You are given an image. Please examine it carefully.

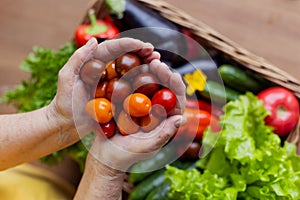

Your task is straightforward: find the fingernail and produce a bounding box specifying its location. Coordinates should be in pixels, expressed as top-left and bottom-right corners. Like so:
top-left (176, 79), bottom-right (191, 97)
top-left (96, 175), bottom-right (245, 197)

top-left (85, 38), bottom-right (95, 47)
top-left (174, 116), bottom-right (186, 128)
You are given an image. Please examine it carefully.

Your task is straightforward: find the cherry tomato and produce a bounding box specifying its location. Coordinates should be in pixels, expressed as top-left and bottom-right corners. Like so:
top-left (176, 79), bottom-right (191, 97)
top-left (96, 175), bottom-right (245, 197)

top-left (140, 112), bottom-right (162, 132)
top-left (106, 78), bottom-right (131, 103)
top-left (152, 88), bottom-right (176, 116)
top-left (115, 53), bottom-right (142, 76)
top-left (257, 87), bottom-right (300, 137)
top-left (85, 98), bottom-right (114, 123)
top-left (94, 81), bottom-right (107, 98)
top-left (133, 72), bottom-right (160, 97)
top-left (117, 110), bottom-right (140, 135)
top-left (123, 93), bottom-right (152, 117)
top-left (95, 119), bottom-right (116, 138)
top-left (106, 61), bottom-right (118, 80)
top-left (80, 59), bottom-right (106, 85)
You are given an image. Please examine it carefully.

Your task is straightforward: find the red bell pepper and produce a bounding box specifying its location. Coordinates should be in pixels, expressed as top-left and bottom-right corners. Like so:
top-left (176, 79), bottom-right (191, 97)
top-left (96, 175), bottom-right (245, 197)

top-left (257, 87), bottom-right (300, 137)
top-left (75, 10), bottom-right (119, 47)
top-left (176, 107), bottom-right (221, 141)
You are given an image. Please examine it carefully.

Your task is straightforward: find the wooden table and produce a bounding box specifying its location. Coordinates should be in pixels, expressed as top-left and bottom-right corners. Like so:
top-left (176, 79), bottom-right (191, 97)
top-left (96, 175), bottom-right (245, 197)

top-left (0, 0), bottom-right (299, 113)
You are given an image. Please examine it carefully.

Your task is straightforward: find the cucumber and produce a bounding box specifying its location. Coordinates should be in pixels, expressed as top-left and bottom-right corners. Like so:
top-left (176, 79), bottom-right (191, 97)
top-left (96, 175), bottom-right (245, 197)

top-left (218, 64), bottom-right (265, 93)
top-left (128, 169), bottom-right (166, 200)
top-left (129, 144), bottom-right (177, 184)
top-left (145, 182), bottom-right (170, 200)
top-left (200, 80), bottom-right (241, 104)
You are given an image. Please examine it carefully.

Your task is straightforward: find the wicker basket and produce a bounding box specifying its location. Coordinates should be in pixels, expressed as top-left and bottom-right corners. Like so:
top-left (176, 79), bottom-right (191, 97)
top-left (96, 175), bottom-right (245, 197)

top-left (79, 0), bottom-right (300, 195)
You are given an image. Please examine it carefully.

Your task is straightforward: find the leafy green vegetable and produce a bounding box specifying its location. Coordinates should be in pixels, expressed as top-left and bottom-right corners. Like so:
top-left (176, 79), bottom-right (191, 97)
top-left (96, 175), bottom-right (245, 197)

top-left (105, 0), bottom-right (125, 19)
top-left (1, 43), bottom-right (93, 170)
top-left (165, 93), bottom-right (300, 199)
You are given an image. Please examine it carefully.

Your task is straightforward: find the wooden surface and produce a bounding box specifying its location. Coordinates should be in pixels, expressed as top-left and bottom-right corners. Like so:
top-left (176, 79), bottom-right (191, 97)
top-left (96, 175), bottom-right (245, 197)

top-left (0, 0), bottom-right (299, 113)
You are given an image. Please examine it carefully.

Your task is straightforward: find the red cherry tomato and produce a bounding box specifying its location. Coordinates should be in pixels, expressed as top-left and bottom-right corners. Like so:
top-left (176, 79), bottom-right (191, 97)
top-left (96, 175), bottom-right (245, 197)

top-left (257, 87), bottom-right (300, 137)
top-left (96, 120), bottom-right (116, 138)
top-left (152, 88), bottom-right (177, 116)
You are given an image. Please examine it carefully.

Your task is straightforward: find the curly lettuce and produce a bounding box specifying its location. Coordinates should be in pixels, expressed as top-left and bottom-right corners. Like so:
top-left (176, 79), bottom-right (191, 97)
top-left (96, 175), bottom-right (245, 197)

top-left (165, 93), bottom-right (300, 199)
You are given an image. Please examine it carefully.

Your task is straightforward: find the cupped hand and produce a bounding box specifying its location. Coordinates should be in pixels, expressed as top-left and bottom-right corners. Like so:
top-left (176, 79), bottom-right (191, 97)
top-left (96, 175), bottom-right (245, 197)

top-left (88, 59), bottom-right (186, 172)
top-left (49, 37), bottom-right (161, 137)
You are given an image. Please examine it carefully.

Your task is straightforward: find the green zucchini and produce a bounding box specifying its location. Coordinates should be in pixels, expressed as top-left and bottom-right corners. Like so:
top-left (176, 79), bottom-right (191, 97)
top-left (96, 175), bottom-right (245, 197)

top-left (145, 182), bottom-right (170, 200)
top-left (128, 169), bottom-right (166, 200)
top-left (200, 80), bottom-right (241, 104)
top-left (218, 64), bottom-right (266, 93)
top-left (129, 144), bottom-right (177, 184)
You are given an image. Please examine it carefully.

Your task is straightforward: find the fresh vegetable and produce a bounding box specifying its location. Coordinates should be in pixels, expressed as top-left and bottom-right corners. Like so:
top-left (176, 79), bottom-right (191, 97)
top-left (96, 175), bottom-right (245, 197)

top-left (94, 81), bottom-right (107, 98)
top-left (85, 98), bottom-right (114, 123)
top-left (129, 168), bottom-right (166, 200)
top-left (218, 64), bottom-right (266, 93)
top-left (152, 88), bottom-right (177, 116)
top-left (258, 87), bottom-right (300, 137)
top-left (114, 0), bottom-right (187, 66)
top-left (97, 119), bottom-right (116, 138)
top-left (129, 145), bottom-right (177, 184)
top-left (178, 141), bottom-right (201, 161)
top-left (0, 43), bottom-right (94, 168)
top-left (183, 69), bottom-right (207, 96)
top-left (175, 59), bottom-right (219, 82)
top-left (105, 60), bottom-right (118, 80)
top-left (200, 80), bottom-right (241, 104)
top-left (185, 97), bottom-right (223, 117)
top-left (165, 93), bottom-right (300, 199)
top-left (176, 108), bottom-right (220, 140)
top-left (115, 53), bottom-right (142, 76)
top-left (123, 93), bottom-right (152, 117)
top-left (75, 10), bottom-right (119, 47)
top-left (80, 59), bottom-right (106, 85)
top-left (133, 72), bottom-right (160, 97)
top-left (105, 78), bottom-right (131, 103)
top-left (130, 160), bottom-right (196, 200)
top-left (145, 182), bottom-right (170, 200)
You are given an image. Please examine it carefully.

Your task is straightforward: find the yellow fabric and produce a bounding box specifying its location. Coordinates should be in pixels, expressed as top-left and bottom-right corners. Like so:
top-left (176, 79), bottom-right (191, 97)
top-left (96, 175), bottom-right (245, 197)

top-left (0, 163), bottom-right (76, 200)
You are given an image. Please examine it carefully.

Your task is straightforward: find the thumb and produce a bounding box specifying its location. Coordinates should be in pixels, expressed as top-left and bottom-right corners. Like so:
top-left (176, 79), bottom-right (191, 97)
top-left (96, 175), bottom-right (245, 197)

top-left (148, 115), bottom-right (185, 150)
top-left (60, 37), bottom-right (99, 77)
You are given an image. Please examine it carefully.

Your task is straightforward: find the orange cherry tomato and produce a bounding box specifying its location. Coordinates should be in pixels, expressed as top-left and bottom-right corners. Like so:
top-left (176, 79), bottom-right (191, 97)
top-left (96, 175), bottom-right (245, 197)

top-left (106, 61), bottom-right (119, 80)
top-left (123, 93), bottom-right (152, 117)
top-left (85, 98), bottom-right (114, 123)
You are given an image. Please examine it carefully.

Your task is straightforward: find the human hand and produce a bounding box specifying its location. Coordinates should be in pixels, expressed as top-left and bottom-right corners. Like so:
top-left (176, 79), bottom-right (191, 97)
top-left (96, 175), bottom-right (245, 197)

top-left (48, 37), bottom-right (160, 139)
top-left (86, 59), bottom-right (186, 172)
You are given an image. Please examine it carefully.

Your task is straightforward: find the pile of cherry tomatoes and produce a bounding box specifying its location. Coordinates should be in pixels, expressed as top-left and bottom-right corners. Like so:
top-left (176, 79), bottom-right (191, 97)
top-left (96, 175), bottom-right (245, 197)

top-left (84, 53), bottom-right (177, 138)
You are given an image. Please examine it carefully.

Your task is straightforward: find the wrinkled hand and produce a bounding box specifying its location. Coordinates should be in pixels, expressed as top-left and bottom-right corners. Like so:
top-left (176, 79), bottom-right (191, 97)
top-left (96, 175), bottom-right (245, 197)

top-left (88, 58), bottom-right (186, 172)
top-left (49, 37), bottom-right (160, 136)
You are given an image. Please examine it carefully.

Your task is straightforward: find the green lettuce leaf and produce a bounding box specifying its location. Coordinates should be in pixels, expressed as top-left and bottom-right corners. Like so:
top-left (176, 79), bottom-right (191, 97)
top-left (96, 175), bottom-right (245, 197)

top-left (165, 92), bottom-right (300, 199)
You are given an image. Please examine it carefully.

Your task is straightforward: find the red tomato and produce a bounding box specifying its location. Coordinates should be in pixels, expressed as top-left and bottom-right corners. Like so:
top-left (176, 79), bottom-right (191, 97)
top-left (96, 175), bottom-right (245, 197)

top-left (152, 88), bottom-right (177, 116)
top-left (257, 87), bottom-right (300, 137)
top-left (96, 120), bottom-right (116, 138)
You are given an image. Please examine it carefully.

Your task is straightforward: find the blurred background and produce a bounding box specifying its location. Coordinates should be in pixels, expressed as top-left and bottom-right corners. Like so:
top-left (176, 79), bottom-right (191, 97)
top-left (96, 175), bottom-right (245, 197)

top-left (1, 0), bottom-right (299, 113)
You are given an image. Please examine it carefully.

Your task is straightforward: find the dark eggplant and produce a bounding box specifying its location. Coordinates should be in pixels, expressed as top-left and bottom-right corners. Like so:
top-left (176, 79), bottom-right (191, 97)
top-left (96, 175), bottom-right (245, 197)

top-left (174, 59), bottom-right (221, 82)
top-left (114, 0), bottom-right (189, 66)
